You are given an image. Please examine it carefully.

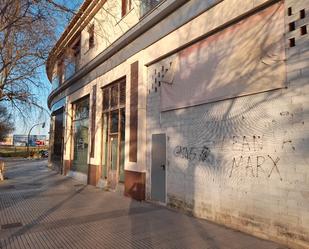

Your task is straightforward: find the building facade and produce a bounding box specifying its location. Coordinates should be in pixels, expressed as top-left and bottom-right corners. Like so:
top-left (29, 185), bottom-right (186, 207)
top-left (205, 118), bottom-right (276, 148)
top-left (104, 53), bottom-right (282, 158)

top-left (47, 0), bottom-right (309, 248)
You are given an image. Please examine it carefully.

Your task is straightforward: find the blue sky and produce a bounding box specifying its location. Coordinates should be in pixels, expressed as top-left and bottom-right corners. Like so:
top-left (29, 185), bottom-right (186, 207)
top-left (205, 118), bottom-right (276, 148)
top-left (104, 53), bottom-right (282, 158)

top-left (14, 1), bottom-right (84, 136)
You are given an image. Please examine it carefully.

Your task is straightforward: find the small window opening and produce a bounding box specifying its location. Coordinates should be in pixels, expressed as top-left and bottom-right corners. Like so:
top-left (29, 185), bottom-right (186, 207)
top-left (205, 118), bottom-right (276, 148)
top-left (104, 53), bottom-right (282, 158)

top-left (288, 7), bottom-right (292, 16)
top-left (122, 0), bottom-right (132, 17)
top-left (57, 59), bottom-right (64, 84)
top-left (72, 37), bottom-right (81, 58)
top-left (289, 22), bottom-right (295, 31)
top-left (289, 38), bottom-right (296, 47)
top-left (300, 9), bottom-right (305, 19)
top-left (88, 24), bottom-right (95, 49)
top-left (300, 25), bottom-right (307, 36)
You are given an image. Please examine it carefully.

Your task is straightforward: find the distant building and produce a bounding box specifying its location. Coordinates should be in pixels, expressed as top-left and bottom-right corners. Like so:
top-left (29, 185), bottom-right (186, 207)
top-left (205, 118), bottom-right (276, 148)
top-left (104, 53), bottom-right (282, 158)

top-left (47, 0), bottom-right (309, 248)
top-left (0, 135), bottom-right (13, 146)
top-left (13, 135), bottom-right (47, 146)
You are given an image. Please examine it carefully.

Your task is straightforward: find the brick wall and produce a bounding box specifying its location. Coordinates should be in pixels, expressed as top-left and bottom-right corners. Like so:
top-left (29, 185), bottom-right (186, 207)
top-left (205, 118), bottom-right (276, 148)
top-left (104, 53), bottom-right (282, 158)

top-left (146, 0), bottom-right (309, 248)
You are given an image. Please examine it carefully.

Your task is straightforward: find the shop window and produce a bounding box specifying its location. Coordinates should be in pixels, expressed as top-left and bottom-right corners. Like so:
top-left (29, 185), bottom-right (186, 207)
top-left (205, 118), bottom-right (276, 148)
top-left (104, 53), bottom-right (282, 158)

top-left (51, 108), bottom-right (64, 166)
top-left (111, 85), bottom-right (119, 108)
top-left (72, 97), bottom-right (90, 174)
top-left (102, 113), bottom-right (108, 178)
top-left (110, 110), bottom-right (119, 133)
top-left (119, 108), bottom-right (125, 182)
top-left (120, 82), bottom-right (126, 105)
top-left (101, 78), bottom-right (126, 182)
top-left (90, 85), bottom-right (97, 158)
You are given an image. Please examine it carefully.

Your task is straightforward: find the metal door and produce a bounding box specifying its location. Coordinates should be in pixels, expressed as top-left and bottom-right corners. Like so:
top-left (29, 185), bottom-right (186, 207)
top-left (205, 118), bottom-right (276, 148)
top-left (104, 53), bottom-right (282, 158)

top-left (151, 134), bottom-right (166, 203)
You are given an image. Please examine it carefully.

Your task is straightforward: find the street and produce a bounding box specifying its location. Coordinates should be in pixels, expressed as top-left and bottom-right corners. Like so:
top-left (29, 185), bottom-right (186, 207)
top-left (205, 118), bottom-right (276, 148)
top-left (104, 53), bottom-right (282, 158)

top-left (0, 159), bottom-right (287, 249)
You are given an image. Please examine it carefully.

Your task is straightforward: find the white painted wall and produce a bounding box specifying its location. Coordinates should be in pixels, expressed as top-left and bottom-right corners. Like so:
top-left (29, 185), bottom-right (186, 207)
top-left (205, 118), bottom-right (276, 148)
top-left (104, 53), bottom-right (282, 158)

top-left (145, 1), bottom-right (309, 248)
top-left (56, 0), bottom-right (308, 246)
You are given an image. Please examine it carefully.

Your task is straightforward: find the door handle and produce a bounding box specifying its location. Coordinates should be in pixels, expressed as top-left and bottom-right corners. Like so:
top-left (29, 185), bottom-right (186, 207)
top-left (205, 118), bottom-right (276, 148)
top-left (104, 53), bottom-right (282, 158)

top-left (161, 164), bottom-right (165, 170)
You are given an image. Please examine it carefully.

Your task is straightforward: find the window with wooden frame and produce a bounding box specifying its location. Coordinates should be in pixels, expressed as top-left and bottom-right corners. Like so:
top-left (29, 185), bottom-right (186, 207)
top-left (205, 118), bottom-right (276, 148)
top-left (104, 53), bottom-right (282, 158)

top-left (121, 0), bottom-right (132, 17)
top-left (101, 78), bottom-right (126, 182)
top-left (88, 24), bottom-right (95, 49)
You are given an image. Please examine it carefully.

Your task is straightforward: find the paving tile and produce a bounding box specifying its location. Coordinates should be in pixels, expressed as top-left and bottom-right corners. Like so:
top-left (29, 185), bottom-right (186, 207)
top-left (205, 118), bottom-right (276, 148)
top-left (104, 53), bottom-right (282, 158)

top-left (0, 159), bottom-right (289, 249)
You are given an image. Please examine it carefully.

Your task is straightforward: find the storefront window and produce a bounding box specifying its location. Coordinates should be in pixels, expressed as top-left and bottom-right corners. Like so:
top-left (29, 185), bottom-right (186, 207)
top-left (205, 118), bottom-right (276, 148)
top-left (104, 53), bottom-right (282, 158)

top-left (101, 78), bottom-right (126, 183)
top-left (50, 100), bottom-right (65, 173)
top-left (72, 97), bottom-right (90, 174)
top-left (52, 109), bottom-right (64, 163)
top-left (102, 113), bottom-right (108, 178)
top-left (119, 108), bottom-right (125, 182)
top-left (110, 110), bottom-right (119, 133)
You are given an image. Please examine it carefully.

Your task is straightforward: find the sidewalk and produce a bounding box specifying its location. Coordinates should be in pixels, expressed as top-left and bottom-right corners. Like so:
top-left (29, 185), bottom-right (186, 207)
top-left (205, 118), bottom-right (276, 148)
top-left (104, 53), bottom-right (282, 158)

top-left (0, 159), bottom-right (288, 249)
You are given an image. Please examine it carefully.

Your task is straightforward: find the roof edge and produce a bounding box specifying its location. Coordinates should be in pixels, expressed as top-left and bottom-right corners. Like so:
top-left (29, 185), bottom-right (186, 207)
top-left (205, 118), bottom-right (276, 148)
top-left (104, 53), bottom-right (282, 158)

top-left (46, 0), bottom-right (102, 82)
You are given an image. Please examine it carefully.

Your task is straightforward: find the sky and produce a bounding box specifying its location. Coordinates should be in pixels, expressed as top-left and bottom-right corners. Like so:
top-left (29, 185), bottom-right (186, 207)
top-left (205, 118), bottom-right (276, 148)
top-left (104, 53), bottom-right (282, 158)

top-left (13, 1), bottom-right (84, 136)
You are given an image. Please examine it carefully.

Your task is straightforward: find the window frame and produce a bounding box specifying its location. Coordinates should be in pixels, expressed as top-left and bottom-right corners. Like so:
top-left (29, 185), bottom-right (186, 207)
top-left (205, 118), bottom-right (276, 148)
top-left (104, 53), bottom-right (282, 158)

top-left (121, 0), bottom-right (132, 18)
top-left (88, 24), bottom-right (95, 49)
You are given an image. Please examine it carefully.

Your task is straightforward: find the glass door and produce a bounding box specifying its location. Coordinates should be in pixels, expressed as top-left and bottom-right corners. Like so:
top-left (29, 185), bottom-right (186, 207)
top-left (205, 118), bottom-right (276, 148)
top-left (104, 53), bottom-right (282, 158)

top-left (101, 79), bottom-right (126, 188)
top-left (72, 118), bottom-right (89, 173)
top-left (72, 97), bottom-right (90, 174)
top-left (108, 135), bottom-right (119, 189)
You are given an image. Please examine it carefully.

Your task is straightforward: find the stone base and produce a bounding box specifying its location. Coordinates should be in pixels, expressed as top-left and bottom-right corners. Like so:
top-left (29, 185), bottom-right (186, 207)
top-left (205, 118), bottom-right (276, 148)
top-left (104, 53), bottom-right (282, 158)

top-left (88, 164), bottom-right (100, 186)
top-left (124, 170), bottom-right (145, 201)
top-left (63, 160), bottom-right (71, 175)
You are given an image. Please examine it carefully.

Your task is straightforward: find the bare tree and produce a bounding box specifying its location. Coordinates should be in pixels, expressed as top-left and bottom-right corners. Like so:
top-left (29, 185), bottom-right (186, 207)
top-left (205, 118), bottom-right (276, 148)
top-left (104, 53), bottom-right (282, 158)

top-left (0, 104), bottom-right (14, 140)
top-left (0, 0), bottom-right (81, 117)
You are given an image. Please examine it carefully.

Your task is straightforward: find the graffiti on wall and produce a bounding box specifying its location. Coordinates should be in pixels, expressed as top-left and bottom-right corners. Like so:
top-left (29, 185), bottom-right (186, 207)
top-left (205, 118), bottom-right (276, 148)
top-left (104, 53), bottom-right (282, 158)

top-left (174, 145), bottom-right (213, 163)
top-left (172, 134), bottom-right (288, 181)
top-left (232, 135), bottom-right (263, 151)
top-left (228, 135), bottom-right (283, 180)
top-left (229, 155), bottom-right (282, 180)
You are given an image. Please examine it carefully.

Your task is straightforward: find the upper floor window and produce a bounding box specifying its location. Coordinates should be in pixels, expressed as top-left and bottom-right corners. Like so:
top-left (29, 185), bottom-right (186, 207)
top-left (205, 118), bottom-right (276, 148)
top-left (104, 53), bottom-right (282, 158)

top-left (64, 36), bottom-right (81, 81)
top-left (57, 59), bottom-right (64, 85)
top-left (72, 37), bottom-right (81, 58)
top-left (88, 24), bottom-right (95, 49)
top-left (140, 0), bottom-right (162, 17)
top-left (51, 74), bottom-right (60, 90)
top-left (122, 0), bottom-right (132, 17)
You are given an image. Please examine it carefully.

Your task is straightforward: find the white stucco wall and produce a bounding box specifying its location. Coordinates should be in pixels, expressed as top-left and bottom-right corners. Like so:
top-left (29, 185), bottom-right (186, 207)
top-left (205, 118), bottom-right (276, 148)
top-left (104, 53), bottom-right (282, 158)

top-left (146, 0), bottom-right (309, 248)
top-left (55, 0), bottom-right (308, 246)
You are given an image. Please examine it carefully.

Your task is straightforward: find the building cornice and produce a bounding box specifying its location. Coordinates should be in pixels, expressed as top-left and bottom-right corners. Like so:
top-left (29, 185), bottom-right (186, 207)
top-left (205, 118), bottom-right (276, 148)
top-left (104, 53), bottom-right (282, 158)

top-left (48, 0), bottom-right (190, 108)
top-left (46, 0), bottom-right (106, 81)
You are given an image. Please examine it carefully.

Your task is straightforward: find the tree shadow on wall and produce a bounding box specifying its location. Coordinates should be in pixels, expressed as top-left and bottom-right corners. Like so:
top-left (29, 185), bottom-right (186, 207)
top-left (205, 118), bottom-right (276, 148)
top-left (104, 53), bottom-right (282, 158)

top-left (148, 1), bottom-right (308, 247)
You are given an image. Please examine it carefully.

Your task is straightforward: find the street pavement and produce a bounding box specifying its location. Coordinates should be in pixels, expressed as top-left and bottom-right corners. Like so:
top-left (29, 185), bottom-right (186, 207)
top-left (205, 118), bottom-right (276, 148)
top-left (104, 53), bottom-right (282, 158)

top-left (0, 159), bottom-right (288, 249)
